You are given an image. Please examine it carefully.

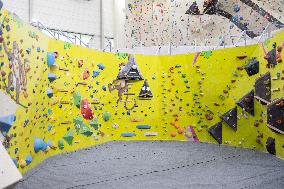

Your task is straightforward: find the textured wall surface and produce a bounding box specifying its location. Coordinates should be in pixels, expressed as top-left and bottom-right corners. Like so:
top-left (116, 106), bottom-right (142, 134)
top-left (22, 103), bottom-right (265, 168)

top-left (125, 0), bottom-right (284, 48)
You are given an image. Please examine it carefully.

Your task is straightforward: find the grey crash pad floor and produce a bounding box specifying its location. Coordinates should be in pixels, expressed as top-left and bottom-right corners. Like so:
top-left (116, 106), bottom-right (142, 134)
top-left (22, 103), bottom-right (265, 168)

top-left (15, 141), bottom-right (284, 189)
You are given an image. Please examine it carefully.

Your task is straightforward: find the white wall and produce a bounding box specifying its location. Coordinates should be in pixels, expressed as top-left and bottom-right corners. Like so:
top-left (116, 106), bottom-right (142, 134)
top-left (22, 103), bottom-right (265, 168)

top-left (0, 143), bottom-right (23, 189)
top-left (2, 0), bottom-right (117, 50)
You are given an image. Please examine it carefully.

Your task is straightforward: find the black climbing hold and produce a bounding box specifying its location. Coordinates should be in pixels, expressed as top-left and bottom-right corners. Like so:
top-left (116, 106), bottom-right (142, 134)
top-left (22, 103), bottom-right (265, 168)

top-left (185, 1), bottom-right (200, 15)
top-left (220, 107), bottom-right (237, 131)
top-left (245, 57), bottom-right (259, 76)
top-left (139, 79), bottom-right (153, 98)
top-left (266, 48), bottom-right (277, 66)
top-left (267, 98), bottom-right (284, 134)
top-left (266, 137), bottom-right (276, 155)
top-left (255, 72), bottom-right (271, 104)
top-left (208, 122), bottom-right (222, 144)
top-left (237, 90), bottom-right (254, 116)
top-left (117, 55), bottom-right (143, 80)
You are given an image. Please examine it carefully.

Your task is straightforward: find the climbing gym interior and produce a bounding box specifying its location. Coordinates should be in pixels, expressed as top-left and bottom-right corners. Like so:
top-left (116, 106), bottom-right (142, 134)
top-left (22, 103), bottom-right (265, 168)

top-left (0, 0), bottom-right (284, 188)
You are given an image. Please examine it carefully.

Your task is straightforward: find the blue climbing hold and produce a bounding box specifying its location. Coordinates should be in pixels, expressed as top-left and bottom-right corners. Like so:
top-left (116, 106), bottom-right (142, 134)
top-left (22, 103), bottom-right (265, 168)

top-left (6, 25), bottom-right (10, 32)
top-left (102, 85), bottom-right (107, 91)
top-left (92, 70), bottom-right (100, 78)
top-left (48, 109), bottom-right (52, 114)
top-left (46, 140), bottom-right (53, 147)
top-left (97, 64), bottom-right (105, 70)
top-left (0, 29), bottom-right (2, 35)
top-left (121, 132), bottom-right (136, 137)
top-left (48, 124), bottom-right (52, 131)
top-left (25, 154), bottom-right (33, 165)
top-left (47, 88), bottom-right (53, 98)
top-left (96, 81), bottom-right (99, 85)
top-left (0, 114), bottom-right (16, 134)
top-left (34, 138), bottom-right (48, 153)
top-left (37, 47), bottom-right (41, 52)
top-left (136, 125), bottom-right (151, 129)
top-left (48, 73), bottom-right (56, 82)
top-left (47, 52), bottom-right (55, 66)
top-left (26, 48), bottom-right (31, 54)
top-left (233, 5), bottom-right (240, 12)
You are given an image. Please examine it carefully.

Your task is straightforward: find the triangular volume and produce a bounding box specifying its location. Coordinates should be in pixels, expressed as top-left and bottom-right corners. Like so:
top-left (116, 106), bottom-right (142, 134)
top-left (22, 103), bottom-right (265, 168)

top-left (255, 72), bottom-right (271, 104)
top-left (117, 55), bottom-right (143, 80)
top-left (266, 48), bottom-right (277, 66)
top-left (0, 114), bottom-right (16, 134)
top-left (208, 122), bottom-right (222, 144)
top-left (185, 1), bottom-right (200, 15)
top-left (237, 90), bottom-right (255, 116)
top-left (267, 98), bottom-right (284, 134)
top-left (139, 80), bottom-right (153, 98)
top-left (220, 107), bottom-right (237, 131)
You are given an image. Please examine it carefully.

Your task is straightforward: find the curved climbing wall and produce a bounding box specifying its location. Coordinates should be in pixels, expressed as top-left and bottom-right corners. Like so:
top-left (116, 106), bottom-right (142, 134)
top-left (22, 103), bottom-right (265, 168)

top-left (0, 8), bottom-right (283, 174)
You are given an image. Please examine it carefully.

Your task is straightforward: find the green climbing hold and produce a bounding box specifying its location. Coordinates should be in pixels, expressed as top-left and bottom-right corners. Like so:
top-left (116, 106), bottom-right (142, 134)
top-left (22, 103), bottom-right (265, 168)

top-left (58, 140), bottom-right (64, 150)
top-left (63, 129), bottom-right (74, 145)
top-left (80, 124), bottom-right (93, 136)
top-left (90, 119), bottom-right (99, 130)
top-left (73, 92), bottom-right (81, 108)
top-left (74, 116), bottom-right (83, 126)
top-left (201, 51), bottom-right (213, 59)
top-left (103, 112), bottom-right (111, 121)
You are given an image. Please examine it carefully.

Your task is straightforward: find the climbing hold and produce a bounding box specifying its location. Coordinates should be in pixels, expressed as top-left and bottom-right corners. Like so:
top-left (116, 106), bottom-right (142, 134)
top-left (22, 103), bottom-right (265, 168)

top-left (220, 107), bottom-right (237, 131)
top-left (47, 52), bottom-right (55, 66)
top-left (83, 68), bottom-right (90, 80)
top-left (0, 114), bottom-right (16, 134)
top-left (117, 55), bottom-right (143, 80)
top-left (170, 132), bottom-right (177, 137)
top-left (266, 137), bottom-right (276, 155)
top-left (34, 138), bottom-right (48, 153)
top-left (121, 132), bottom-right (136, 137)
top-left (19, 159), bottom-right (26, 168)
top-left (48, 73), bottom-right (56, 82)
top-left (102, 85), bottom-right (107, 91)
top-left (47, 88), bottom-right (53, 98)
top-left (48, 124), bottom-right (52, 131)
top-left (6, 25), bottom-right (10, 32)
top-left (92, 70), bottom-right (100, 78)
top-left (73, 92), bottom-right (82, 108)
top-left (208, 122), bottom-right (222, 144)
top-left (233, 5), bottom-right (240, 12)
top-left (81, 99), bottom-right (94, 120)
top-left (79, 124), bottom-right (93, 136)
top-left (136, 125), bottom-right (151, 129)
top-left (63, 129), bottom-right (74, 145)
top-left (25, 154), bottom-right (32, 165)
top-left (245, 57), bottom-right (259, 76)
top-left (90, 119), bottom-right (99, 130)
top-left (237, 90), bottom-right (255, 116)
top-left (267, 98), bottom-right (284, 133)
top-left (139, 80), bottom-right (153, 98)
top-left (58, 140), bottom-right (64, 150)
top-left (255, 72), bottom-right (271, 104)
top-left (144, 132), bottom-right (158, 136)
top-left (103, 112), bottom-right (111, 121)
top-left (97, 63), bottom-right (105, 70)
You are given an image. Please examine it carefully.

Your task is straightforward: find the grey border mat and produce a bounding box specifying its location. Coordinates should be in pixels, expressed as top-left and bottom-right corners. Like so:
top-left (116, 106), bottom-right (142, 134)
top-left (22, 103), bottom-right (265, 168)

top-left (16, 141), bottom-right (284, 189)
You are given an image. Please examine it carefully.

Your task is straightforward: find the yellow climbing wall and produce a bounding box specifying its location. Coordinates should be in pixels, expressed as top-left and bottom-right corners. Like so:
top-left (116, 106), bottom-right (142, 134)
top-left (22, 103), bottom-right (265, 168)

top-left (0, 8), bottom-right (283, 173)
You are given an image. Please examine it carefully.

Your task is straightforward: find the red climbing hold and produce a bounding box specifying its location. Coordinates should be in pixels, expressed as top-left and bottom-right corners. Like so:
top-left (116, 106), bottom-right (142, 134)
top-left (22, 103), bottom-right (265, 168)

top-left (81, 99), bottom-right (94, 120)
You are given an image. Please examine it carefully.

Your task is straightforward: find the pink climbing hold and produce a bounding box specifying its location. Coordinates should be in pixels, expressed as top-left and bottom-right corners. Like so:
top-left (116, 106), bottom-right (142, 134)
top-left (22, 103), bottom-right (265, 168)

top-left (81, 99), bottom-right (94, 120)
